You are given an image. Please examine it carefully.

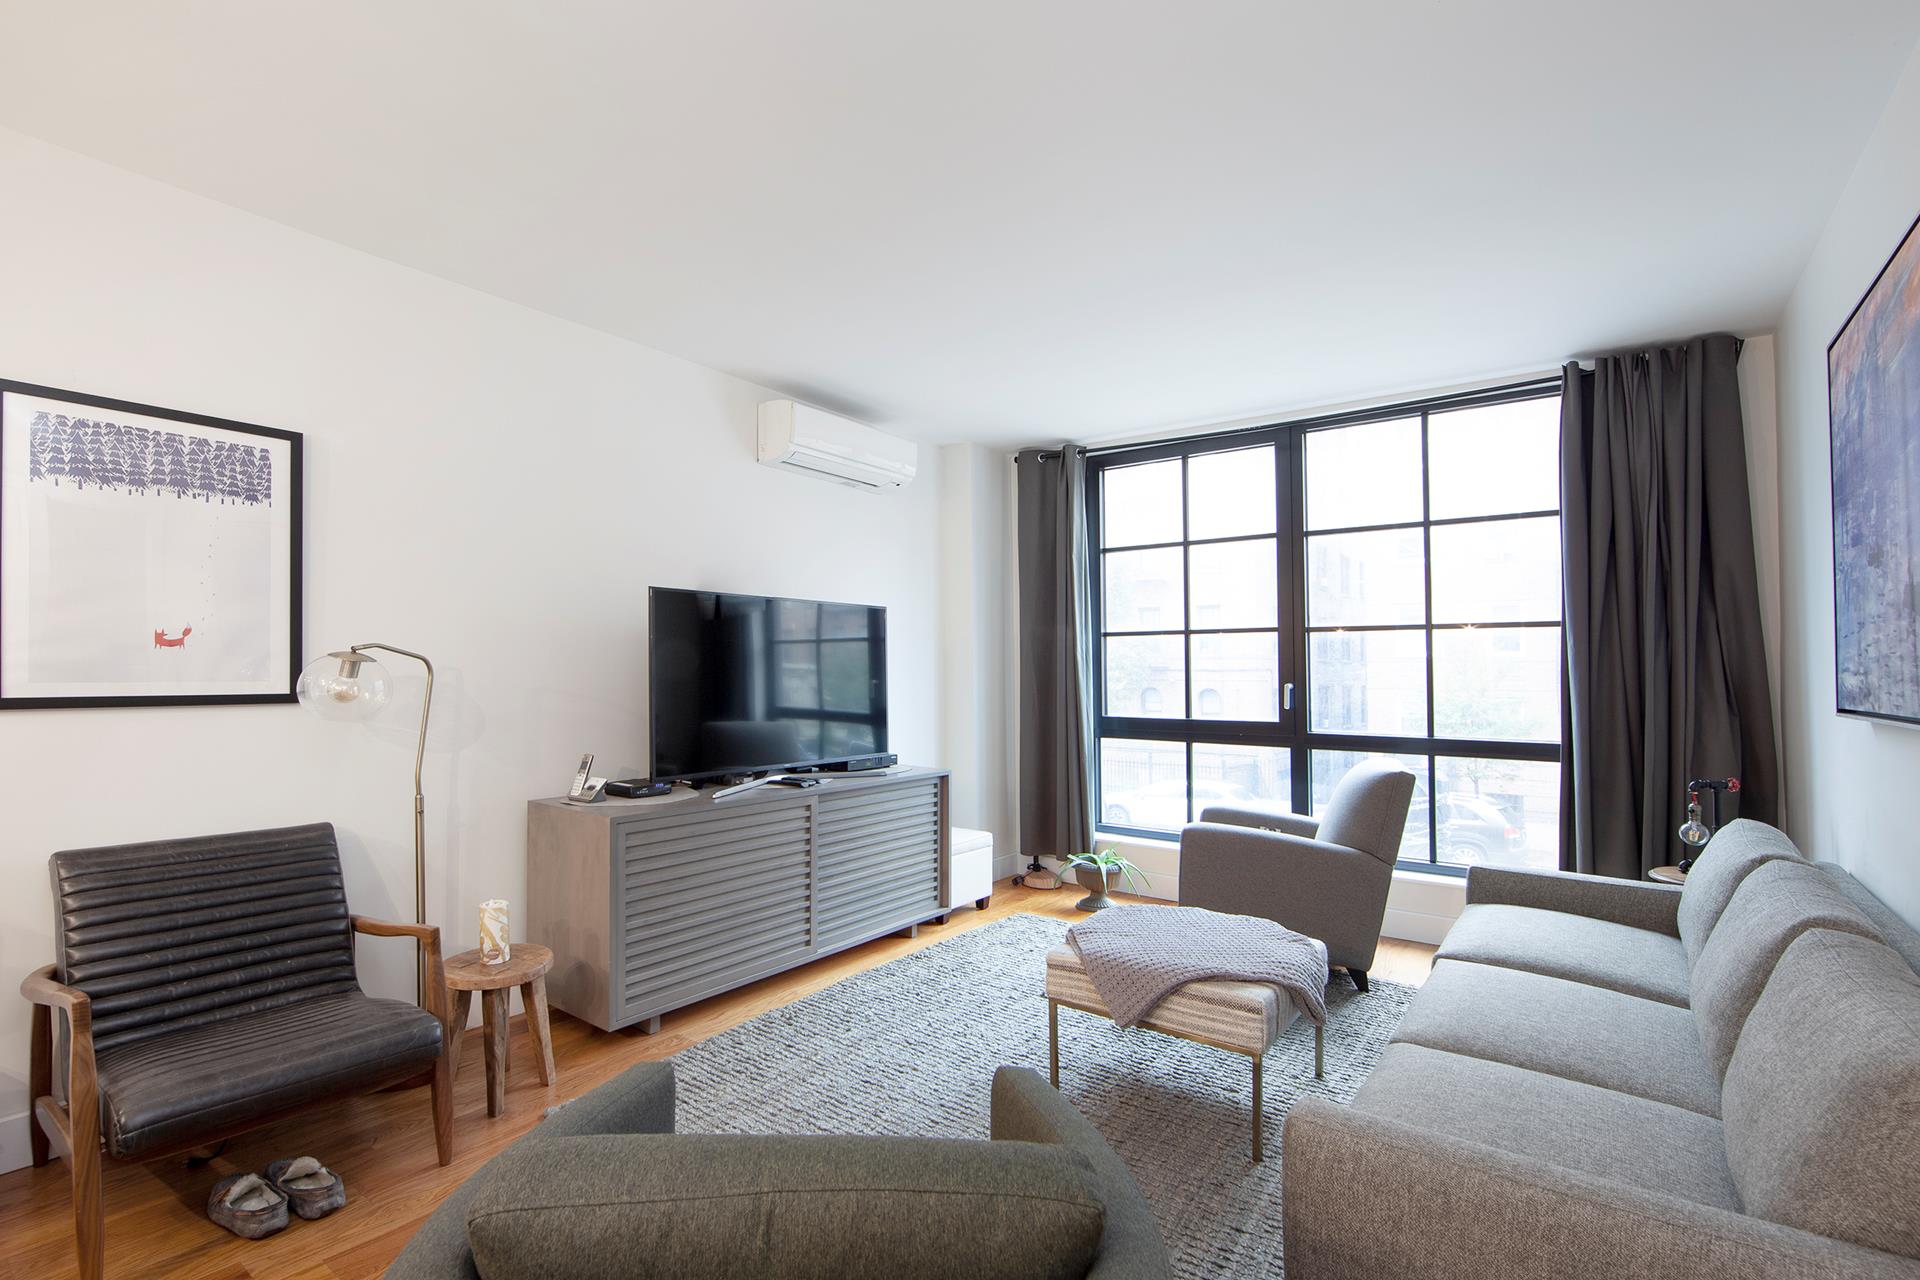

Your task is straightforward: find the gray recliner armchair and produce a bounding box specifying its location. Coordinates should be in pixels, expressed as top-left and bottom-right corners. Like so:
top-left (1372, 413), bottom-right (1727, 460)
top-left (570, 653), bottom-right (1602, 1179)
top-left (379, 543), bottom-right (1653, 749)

top-left (1178, 759), bottom-right (1416, 991)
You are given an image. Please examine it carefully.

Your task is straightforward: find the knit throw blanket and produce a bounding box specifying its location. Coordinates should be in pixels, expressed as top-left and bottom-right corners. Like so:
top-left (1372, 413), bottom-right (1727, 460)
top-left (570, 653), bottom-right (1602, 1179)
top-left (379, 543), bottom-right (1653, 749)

top-left (1066, 904), bottom-right (1329, 1029)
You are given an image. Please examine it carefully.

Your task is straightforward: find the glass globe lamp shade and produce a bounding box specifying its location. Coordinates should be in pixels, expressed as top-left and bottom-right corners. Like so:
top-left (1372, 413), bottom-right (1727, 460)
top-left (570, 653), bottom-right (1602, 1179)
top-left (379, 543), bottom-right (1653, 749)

top-left (297, 651), bottom-right (392, 722)
top-left (1677, 798), bottom-right (1711, 848)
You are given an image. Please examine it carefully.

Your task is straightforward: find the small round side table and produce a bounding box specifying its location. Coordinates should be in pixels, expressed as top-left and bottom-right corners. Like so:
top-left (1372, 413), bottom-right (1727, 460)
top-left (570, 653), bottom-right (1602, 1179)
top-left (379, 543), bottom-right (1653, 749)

top-left (1647, 865), bottom-right (1688, 885)
top-left (444, 943), bottom-right (556, 1118)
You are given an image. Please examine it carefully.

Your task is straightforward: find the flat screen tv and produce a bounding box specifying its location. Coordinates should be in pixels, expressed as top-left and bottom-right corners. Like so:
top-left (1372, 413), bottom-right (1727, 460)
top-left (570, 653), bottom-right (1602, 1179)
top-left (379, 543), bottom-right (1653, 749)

top-left (648, 586), bottom-right (889, 782)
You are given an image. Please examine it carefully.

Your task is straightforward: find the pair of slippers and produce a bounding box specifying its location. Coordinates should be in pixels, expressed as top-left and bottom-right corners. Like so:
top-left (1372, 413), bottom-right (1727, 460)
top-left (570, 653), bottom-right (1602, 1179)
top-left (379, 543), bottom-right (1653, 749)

top-left (207, 1158), bottom-right (345, 1239)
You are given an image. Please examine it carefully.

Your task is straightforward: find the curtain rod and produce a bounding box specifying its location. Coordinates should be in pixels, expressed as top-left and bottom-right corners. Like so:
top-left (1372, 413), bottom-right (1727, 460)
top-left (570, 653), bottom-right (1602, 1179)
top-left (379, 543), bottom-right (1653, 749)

top-left (1565, 334), bottom-right (1747, 371)
top-left (1080, 374), bottom-right (1563, 460)
top-left (1022, 339), bottom-right (1745, 463)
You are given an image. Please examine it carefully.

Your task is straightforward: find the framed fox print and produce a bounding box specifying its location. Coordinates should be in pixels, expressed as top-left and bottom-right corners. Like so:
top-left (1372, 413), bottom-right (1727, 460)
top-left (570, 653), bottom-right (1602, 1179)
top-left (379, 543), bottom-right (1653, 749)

top-left (0, 380), bottom-right (302, 708)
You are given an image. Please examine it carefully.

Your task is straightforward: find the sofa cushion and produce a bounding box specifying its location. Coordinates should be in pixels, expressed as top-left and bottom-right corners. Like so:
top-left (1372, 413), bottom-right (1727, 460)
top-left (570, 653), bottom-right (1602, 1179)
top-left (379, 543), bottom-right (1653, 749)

top-left (1390, 959), bottom-right (1720, 1116)
top-left (95, 991), bottom-right (442, 1159)
top-left (464, 1133), bottom-right (1107, 1280)
top-left (1690, 860), bottom-right (1883, 1079)
top-left (1433, 904), bottom-right (1690, 1006)
top-left (1675, 819), bottom-right (1803, 966)
top-left (1722, 929), bottom-right (1920, 1259)
top-left (1350, 1043), bottom-right (1739, 1210)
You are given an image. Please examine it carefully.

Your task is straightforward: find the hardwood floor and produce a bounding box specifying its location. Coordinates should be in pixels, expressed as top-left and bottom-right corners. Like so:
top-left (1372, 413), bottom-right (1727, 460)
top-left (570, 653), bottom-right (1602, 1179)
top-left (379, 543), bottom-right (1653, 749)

top-left (0, 882), bottom-right (1437, 1278)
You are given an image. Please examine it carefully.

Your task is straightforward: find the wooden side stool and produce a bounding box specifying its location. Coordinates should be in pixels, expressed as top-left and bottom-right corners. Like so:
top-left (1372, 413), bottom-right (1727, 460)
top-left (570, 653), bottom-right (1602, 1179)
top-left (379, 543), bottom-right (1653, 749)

top-left (444, 943), bottom-right (557, 1117)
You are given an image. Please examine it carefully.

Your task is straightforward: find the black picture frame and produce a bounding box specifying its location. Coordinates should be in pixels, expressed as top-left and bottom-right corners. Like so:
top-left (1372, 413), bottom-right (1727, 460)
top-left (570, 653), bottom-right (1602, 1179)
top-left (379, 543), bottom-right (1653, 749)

top-left (1828, 207), bottom-right (1920, 727)
top-left (0, 378), bottom-right (303, 709)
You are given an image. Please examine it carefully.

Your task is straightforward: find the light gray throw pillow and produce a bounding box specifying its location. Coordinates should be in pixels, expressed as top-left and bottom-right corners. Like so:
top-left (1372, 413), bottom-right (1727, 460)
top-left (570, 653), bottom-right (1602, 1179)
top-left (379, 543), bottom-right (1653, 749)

top-left (465, 1133), bottom-right (1107, 1280)
top-left (1721, 929), bottom-right (1920, 1259)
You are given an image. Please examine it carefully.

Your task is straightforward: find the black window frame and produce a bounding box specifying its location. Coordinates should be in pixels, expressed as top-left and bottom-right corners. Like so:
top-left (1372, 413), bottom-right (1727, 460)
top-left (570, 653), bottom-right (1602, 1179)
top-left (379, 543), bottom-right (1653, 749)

top-left (1086, 378), bottom-right (1563, 877)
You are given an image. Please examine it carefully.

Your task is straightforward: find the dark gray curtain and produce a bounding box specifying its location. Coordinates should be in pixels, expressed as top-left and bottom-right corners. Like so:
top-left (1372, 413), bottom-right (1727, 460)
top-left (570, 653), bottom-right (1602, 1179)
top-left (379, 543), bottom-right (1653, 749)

top-left (1014, 447), bottom-right (1094, 863)
top-left (1560, 334), bottom-right (1779, 878)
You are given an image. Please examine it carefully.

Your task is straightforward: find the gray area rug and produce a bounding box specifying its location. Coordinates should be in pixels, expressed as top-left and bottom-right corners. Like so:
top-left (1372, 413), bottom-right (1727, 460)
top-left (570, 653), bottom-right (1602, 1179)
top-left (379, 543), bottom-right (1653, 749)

top-left (671, 912), bottom-right (1417, 1278)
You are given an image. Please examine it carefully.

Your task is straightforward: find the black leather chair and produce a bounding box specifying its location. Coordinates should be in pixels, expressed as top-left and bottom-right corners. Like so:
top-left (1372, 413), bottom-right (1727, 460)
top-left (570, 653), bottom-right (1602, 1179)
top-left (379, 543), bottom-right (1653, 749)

top-left (21, 823), bottom-right (453, 1280)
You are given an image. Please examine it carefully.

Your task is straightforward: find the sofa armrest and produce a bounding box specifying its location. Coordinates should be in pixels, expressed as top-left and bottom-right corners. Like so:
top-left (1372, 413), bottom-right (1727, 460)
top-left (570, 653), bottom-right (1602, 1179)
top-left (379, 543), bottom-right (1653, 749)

top-left (1283, 1100), bottom-right (1920, 1280)
top-left (537, 1062), bottom-right (677, 1139)
top-left (991, 1067), bottom-right (1173, 1280)
top-left (384, 1064), bottom-right (679, 1280)
top-left (1179, 823), bottom-right (1393, 969)
top-left (1465, 865), bottom-right (1681, 936)
top-left (1197, 804), bottom-right (1320, 839)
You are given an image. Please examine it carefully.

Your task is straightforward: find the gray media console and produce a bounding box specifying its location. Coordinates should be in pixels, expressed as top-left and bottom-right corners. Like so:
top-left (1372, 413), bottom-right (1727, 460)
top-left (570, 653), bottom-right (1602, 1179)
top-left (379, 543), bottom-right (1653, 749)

top-left (527, 769), bottom-right (950, 1033)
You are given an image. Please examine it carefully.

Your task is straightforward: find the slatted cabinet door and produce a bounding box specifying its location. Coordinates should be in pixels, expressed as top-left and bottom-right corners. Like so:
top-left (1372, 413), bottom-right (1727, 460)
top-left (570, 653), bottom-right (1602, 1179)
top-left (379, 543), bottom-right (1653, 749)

top-left (528, 772), bottom-right (952, 1033)
top-left (617, 800), bottom-right (815, 1026)
top-left (813, 779), bottom-right (943, 951)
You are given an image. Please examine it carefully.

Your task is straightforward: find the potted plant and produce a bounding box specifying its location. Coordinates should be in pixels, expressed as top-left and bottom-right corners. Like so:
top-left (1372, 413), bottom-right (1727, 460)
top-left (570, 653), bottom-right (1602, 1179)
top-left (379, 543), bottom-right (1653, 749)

top-left (1065, 848), bottom-right (1149, 912)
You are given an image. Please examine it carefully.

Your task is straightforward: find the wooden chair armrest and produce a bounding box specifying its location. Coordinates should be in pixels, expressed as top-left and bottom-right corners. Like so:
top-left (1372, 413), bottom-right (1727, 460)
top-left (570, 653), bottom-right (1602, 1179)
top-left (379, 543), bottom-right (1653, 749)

top-left (350, 915), bottom-right (440, 947)
top-left (22, 964), bottom-right (90, 1020)
top-left (350, 917), bottom-right (448, 1023)
top-left (24, 963), bottom-right (96, 1169)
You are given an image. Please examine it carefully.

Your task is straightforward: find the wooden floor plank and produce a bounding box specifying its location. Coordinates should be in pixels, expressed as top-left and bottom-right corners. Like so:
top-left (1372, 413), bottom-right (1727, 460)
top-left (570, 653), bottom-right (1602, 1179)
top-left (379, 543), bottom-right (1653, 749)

top-left (0, 880), bottom-right (1435, 1277)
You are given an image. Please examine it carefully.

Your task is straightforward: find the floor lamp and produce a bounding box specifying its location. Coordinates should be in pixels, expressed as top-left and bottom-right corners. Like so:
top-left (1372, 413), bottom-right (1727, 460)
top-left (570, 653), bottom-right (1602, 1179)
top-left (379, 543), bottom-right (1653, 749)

top-left (298, 642), bottom-right (436, 1003)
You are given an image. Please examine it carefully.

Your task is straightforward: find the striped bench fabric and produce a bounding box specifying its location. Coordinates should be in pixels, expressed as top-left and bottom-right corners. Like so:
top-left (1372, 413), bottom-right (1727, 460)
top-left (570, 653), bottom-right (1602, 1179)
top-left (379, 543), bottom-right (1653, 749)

top-left (1044, 940), bottom-right (1326, 1054)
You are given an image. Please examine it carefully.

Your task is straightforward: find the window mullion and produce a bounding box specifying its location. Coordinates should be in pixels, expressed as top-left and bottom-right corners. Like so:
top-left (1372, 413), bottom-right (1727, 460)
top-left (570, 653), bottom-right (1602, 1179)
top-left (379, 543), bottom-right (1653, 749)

top-left (1285, 430), bottom-right (1310, 816)
top-left (1420, 409), bottom-right (1438, 864)
top-left (1180, 453), bottom-right (1192, 723)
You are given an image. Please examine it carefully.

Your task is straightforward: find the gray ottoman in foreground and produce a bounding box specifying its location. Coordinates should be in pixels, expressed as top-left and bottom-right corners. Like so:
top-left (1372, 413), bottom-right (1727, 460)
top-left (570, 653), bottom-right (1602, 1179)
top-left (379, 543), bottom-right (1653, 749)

top-left (385, 1061), bottom-right (1173, 1280)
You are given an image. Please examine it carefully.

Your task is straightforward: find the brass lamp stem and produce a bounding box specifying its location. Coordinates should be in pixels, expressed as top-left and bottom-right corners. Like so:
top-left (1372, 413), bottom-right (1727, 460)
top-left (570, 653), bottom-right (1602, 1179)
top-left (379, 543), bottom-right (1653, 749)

top-left (351, 642), bottom-right (435, 1003)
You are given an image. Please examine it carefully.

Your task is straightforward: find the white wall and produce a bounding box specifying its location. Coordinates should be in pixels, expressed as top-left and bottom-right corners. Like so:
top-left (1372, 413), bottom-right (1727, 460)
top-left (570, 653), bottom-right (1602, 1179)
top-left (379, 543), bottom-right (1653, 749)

top-left (938, 444), bottom-right (1015, 873)
top-left (1774, 37), bottom-right (1920, 931)
top-left (0, 129), bottom-right (954, 1172)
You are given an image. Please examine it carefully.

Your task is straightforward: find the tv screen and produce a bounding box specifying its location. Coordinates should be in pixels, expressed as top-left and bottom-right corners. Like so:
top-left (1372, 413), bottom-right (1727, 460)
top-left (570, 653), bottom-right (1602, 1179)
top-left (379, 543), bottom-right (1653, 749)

top-left (648, 587), bottom-right (889, 782)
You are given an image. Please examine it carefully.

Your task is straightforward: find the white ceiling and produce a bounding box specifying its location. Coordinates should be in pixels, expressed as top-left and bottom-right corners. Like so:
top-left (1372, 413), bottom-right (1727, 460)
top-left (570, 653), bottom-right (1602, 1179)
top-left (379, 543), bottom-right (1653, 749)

top-left (1, 4), bottom-right (1916, 446)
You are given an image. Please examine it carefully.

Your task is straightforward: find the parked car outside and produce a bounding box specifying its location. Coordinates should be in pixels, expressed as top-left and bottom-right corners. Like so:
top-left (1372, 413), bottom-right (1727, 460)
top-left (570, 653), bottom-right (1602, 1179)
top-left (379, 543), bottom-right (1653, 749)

top-left (1409, 790), bottom-right (1526, 864)
top-left (1102, 780), bottom-right (1257, 832)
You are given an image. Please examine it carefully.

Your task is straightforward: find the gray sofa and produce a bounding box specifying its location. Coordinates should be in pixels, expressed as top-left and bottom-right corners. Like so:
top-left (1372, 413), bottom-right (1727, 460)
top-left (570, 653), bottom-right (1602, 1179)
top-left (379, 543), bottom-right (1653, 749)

top-left (385, 1060), bottom-right (1172, 1279)
top-left (1284, 819), bottom-right (1920, 1279)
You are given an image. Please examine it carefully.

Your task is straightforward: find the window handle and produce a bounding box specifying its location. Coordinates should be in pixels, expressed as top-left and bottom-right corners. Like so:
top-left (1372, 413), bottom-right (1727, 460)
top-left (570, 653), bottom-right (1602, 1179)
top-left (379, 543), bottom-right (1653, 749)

top-left (1283, 682), bottom-right (1295, 711)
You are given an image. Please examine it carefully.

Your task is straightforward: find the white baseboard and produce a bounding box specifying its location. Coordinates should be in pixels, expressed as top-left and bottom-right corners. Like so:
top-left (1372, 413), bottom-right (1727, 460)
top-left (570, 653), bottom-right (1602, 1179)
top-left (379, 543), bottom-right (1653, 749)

top-left (1382, 906), bottom-right (1458, 946)
top-left (0, 1107), bottom-right (32, 1175)
top-left (1385, 868), bottom-right (1466, 943)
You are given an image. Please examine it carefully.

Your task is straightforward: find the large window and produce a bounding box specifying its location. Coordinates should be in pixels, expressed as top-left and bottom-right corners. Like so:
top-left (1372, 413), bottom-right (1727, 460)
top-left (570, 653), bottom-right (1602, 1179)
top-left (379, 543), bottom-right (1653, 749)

top-left (1089, 384), bottom-right (1562, 873)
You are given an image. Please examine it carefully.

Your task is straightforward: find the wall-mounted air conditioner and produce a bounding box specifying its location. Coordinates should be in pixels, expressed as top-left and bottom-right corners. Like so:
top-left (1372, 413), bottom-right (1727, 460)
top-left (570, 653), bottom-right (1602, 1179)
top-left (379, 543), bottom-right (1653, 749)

top-left (756, 400), bottom-right (918, 491)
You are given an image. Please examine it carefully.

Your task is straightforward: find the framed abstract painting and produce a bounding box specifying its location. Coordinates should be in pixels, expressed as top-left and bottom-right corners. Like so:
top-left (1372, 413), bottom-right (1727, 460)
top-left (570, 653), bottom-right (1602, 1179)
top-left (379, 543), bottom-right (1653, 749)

top-left (1830, 210), bottom-right (1920, 725)
top-left (0, 380), bottom-right (302, 708)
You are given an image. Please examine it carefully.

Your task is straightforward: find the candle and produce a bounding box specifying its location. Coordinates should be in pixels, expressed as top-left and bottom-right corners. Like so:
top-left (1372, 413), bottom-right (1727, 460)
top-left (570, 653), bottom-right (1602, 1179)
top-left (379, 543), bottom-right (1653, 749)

top-left (479, 899), bottom-right (511, 965)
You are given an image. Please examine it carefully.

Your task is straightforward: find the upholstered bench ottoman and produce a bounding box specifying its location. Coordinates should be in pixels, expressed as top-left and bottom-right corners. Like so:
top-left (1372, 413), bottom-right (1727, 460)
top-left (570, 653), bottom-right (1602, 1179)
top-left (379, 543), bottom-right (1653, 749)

top-left (939, 826), bottom-right (995, 921)
top-left (1045, 938), bottom-right (1326, 1161)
